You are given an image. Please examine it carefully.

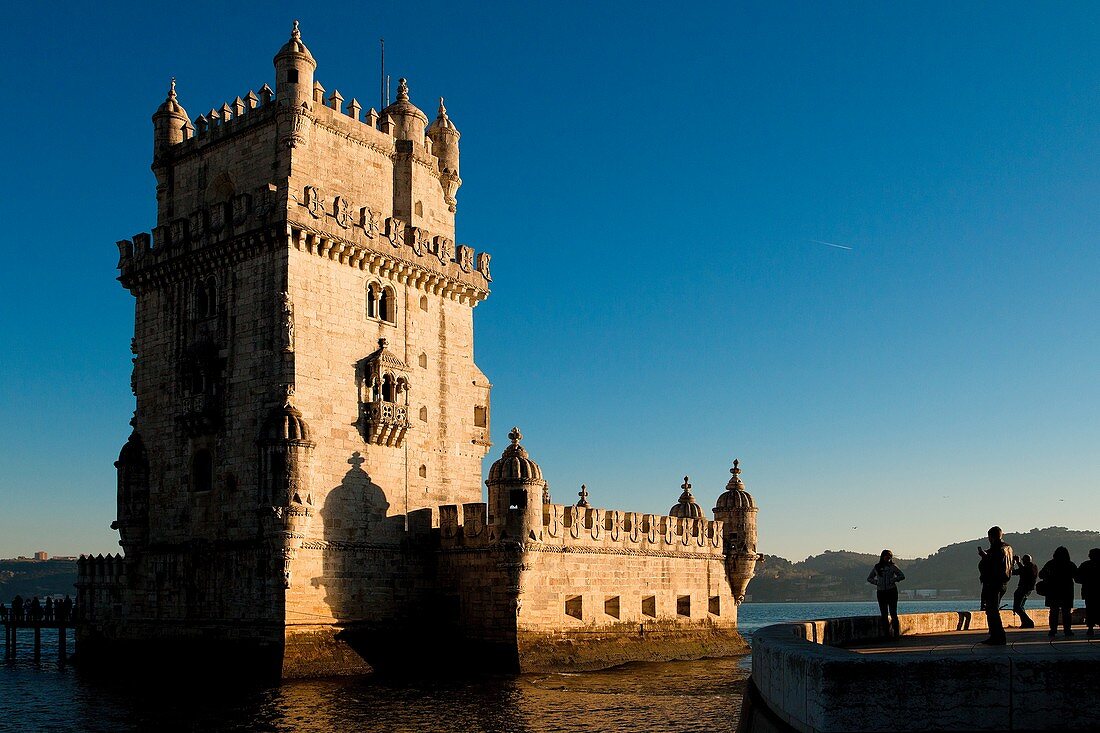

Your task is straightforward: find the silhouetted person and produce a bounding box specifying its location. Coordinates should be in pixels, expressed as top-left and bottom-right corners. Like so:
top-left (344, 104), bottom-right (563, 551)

top-left (1039, 546), bottom-right (1077, 638)
top-left (1073, 547), bottom-right (1100, 638)
top-left (62, 595), bottom-right (74, 624)
top-left (44, 597), bottom-right (54, 622)
top-left (30, 596), bottom-right (42, 623)
top-left (1011, 553), bottom-right (1039, 628)
top-left (977, 525), bottom-right (1013, 645)
top-left (868, 549), bottom-right (905, 638)
top-left (12, 595), bottom-right (23, 623)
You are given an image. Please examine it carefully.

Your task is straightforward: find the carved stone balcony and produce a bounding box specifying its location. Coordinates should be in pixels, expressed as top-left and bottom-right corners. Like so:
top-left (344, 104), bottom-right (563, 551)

top-left (359, 398), bottom-right (409, 447)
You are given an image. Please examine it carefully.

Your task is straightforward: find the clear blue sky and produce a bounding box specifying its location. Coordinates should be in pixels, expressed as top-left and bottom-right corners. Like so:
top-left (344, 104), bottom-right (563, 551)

top-left (0, 2), bottom-right (1097, 561)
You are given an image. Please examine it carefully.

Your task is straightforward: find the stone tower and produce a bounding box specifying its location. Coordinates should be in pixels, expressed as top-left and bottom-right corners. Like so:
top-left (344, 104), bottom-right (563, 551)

top-left (97, 22), bottom-right (494, 673)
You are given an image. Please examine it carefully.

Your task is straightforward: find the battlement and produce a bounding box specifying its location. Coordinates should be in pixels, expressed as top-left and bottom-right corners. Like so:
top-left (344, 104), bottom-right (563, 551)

top-left (433, 500), bottom-right (725, 556)
top-left (76, 553), bottom-right (126, 584)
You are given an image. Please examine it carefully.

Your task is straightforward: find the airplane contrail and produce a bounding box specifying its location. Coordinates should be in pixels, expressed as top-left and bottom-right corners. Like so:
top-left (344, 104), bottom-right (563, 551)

top-left (810, 239), bottom-right (853, 251)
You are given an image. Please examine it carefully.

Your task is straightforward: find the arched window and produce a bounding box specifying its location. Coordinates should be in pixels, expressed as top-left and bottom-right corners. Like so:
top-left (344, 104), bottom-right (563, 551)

top-left (192, 449), bottom-right (214, 492)
top-left (418, 464), bottom-right (427, 479)
top-left (419, 295), bottom-right (428, 311)
top-left (204, 277), bottom-right (218, 317)
top-left (366, 282), bottom-right (380, 319)
top-left (381, 374), bottom-right (396, 402)
top-left (380, 286), bottom-right (397, 323)
top-left (194, 281), bottom-right (209, 320)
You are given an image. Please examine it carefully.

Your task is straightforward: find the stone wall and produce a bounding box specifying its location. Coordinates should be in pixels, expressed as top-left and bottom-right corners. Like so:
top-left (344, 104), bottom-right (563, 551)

top-left (749, 610), bottom-right (1097, 733)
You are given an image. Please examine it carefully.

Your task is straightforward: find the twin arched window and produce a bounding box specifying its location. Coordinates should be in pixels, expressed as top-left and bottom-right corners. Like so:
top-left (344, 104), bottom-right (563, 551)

top-left (366, 282), bottom-right (397, 323)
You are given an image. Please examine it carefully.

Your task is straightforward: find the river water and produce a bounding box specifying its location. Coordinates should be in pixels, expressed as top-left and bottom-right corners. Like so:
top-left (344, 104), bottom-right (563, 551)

top-left (1, 601), bottom-right (983, 732)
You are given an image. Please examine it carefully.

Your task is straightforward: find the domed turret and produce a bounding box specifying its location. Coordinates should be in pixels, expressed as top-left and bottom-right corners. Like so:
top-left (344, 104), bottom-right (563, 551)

top-left (486, 427), bottom-right (547, 537)
top-left (487, 426), bottom-right (544, 484)
top-left (152, 78), bottom-right (191, 153)
top-left (274, 20), bottom-right (317, 109)
top-left (427, 97), bottom-right (463, 212)
top-left (382, 78), bottom-right (428, 143)
top-left (714, 459), bottom-right (755, 512)
top-left (260, 400), bottom-right (313, 445)
top-left (427, 97), bottom-right (461, 174)
top-left (669, 476), bottom-right (706, 519)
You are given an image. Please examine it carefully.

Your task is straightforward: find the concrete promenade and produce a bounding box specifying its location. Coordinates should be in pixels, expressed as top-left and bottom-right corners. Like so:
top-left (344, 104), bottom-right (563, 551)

top-left (849, 626), bottom-right (1096, 657)
top-left (743, 609), bottom-right (1098, 733)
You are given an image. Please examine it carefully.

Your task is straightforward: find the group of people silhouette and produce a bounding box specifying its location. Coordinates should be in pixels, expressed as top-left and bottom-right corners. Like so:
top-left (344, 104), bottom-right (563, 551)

top-left (867, 527), bottom-right (1100, 644)
top-left (0, 594), bottom-right (74, 624)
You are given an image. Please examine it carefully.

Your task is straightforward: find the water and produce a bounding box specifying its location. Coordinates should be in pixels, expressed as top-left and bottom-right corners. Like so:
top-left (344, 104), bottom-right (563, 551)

top-left (0, 601), bottom-right (1027, 732)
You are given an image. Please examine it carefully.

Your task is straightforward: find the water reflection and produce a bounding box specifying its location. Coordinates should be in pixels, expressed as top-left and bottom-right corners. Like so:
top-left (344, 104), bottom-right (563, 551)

top-left (3, 635), bottom-right (747, 733)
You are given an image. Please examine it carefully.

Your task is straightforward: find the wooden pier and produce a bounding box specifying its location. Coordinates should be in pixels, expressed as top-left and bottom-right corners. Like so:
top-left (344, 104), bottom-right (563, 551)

top-left (3, 619), bottom-right (71, 663)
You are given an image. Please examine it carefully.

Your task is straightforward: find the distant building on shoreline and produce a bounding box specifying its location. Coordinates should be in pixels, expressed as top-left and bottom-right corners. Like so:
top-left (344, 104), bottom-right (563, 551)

top-left (77, 22), bottom-right (762, 679)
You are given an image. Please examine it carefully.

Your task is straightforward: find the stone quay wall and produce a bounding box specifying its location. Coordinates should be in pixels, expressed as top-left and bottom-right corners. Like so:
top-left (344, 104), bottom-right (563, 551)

top-left (749, 609), bottom-right (1096, 733)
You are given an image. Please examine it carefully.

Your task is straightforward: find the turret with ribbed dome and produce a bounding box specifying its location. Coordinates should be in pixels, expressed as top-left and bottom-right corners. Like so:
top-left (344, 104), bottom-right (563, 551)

top-left (669, 476), bottom-right (706, 519)
top-left (274, 20), bottom-right (317, 109)
top-left (486, 427), bottom-right (547, 537)
top-left (427, 97), bottom-right (462, 211)
top-left (382, 78), bottom-right (429, 143)
top-left (712, 459), bottom-right (760, 604)
top-left (152, 78), bottom-right (191, 154)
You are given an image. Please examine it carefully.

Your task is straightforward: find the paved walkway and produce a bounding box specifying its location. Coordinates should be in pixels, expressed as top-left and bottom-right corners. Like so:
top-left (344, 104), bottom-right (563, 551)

top-left (849, 627), bottom-right (1099, 657)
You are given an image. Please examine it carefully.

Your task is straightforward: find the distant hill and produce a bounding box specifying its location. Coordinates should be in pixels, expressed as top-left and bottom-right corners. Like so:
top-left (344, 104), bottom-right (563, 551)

top-left (747, 527), bottom-right (1100, 602)
top-left (0, 559), bottom-right (78, 600)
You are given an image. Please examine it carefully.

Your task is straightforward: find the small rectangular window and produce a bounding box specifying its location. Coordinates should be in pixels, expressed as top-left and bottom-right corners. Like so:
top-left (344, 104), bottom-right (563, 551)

top-left (708, 596), bottom-right (721, 616)
top-left (286, 69), bottom-right (299, 83)
top-left (677, 595), bottom-right (691, 618)
top-left (565, 595), bottom-right (583, 620)
top-left (642, 595), bottom-right (657, 619)
top-left (473, 405), bottom-right (487, 428)
top-left (604, 596), bottom-right (620, 619)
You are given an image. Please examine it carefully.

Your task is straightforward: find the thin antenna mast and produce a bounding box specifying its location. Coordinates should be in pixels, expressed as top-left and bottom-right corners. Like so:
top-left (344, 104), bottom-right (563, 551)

top-left (379, 38), bottom-right (385, 112)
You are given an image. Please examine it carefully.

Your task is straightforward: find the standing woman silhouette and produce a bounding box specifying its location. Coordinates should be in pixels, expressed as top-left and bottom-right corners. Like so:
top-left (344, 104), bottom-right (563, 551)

top-left (868, 550), bottom-right (905, 638)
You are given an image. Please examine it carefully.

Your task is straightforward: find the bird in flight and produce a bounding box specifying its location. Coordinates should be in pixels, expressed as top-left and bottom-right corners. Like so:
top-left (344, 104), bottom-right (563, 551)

top-left (851, 526), bottom-right (859, 530)
top-left (810, 239), bottom-right (853, 251)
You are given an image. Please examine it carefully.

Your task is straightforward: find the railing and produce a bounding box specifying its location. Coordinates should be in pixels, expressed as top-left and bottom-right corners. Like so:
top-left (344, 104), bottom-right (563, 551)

top-left (360, 399), bottom-right (409, 447)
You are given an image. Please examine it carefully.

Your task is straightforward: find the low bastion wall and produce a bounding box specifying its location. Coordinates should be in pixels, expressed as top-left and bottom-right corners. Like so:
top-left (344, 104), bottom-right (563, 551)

top-left (748, 609), bottom-right (1096, 733)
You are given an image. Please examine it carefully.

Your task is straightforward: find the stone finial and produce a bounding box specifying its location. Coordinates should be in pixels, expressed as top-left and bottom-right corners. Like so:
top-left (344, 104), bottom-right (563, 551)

top-left (397, 77), bottom-right (410, 102)
top-left (291, 19), bottom-right (301, 39)
top-left (438, 97), bottom-right (447, 115)
top-left (220, 103), bottom-right (232, 123)
top-left (246, 90), bottom-right (259, 110)
top-left (328, 89), bottom-right (343, 111)
top-left (508, 426), bottom-right (522, 445)
top-left (682, 476), bottom-right (692, 494)
top-left (259, 84), bottom-right (274, 105)
top-left (727, 459), bottom-right (745, 490)
top-left (347, 98), bottom-right (362, 120)
top-left (207, 108), bottom-right (219, 126)
top-left (233, 96), bottom-right (246, 116)
top-left (168, 77), bottom-right (177, 100)
top-left (313, 81), bottom-right (325, 104)
top-left (366, 107), bottom-right (380, 126)
top-left (577, 484), bottom-right (590, 508)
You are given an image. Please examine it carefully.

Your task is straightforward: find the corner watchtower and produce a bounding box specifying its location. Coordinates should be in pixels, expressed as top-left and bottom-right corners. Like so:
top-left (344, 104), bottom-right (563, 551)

top-left (273, 21), bottom-right (317, 110)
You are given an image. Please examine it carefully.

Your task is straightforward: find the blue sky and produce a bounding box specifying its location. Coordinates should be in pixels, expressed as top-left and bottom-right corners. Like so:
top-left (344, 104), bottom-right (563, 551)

top-left (0, 2), bottom-right (1097, 560)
